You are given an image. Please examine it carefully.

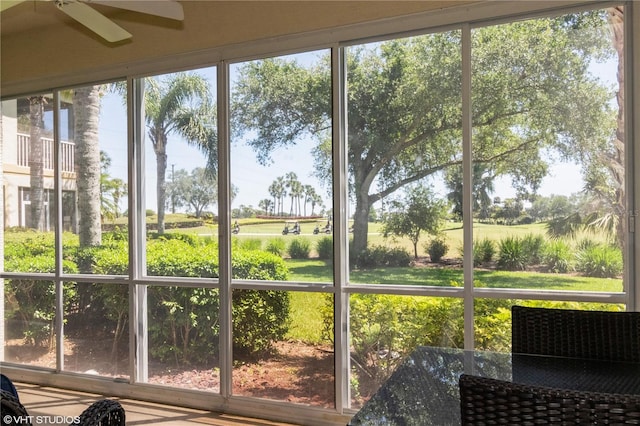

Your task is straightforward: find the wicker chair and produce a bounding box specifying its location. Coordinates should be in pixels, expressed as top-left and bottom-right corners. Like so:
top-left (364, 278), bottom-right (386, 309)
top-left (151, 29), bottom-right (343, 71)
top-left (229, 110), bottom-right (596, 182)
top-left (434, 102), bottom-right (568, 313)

top-left (1, 386), bottom-right (125, 426)
top-left (1, 390), bottom-right (31, 425)
top-left (459, 373), bottom-right (640, 425)
top-left (511, 305), bottom-right (640, 362)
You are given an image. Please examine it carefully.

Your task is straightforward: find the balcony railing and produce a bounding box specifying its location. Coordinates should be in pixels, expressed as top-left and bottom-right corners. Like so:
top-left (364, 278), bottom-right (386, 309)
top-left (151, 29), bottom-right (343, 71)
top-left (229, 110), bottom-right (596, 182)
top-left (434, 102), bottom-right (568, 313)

top-left (17, 133), bottom-right (75, 173)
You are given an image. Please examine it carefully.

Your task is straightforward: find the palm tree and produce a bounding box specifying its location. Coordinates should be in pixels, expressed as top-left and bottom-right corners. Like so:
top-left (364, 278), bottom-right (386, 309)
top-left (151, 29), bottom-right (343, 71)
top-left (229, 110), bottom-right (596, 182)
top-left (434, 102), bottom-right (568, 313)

top-left (73, 85), bottom-right (104, 247)
top-left (258, 198), bottom-right (272, 215)
top-left (445, 163), bottom-right (495, 221)
top-left (284, 172), bottom-right (299, 216)
top-left (291, 180), bottom-right (304, 216)
top-left (28, 96), bottom-right (46, 231)
top-left (302, 185), bottom-right (316, 217)
top-left (269, 176), bottom-right (286, 216)
top-left (310, 193), bottom-right (323, 216)
top-left (144, 73), bottom-right (216, 234)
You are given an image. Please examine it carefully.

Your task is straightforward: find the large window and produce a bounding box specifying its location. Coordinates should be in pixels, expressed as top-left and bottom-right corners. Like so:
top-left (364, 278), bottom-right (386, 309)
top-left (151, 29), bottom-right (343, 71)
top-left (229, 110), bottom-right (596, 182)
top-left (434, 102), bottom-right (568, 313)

top-left (0, 2), bottom-right (635, 424)
top-left (229, 50), bottom-right (335, 407)
top-left (471, 10), bottom-right (625, 294)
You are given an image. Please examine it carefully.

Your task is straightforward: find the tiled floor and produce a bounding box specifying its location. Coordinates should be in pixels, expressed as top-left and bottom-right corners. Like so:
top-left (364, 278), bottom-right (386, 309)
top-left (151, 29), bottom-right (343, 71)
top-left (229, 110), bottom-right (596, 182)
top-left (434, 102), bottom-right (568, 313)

top-left (13, 382), bottom-right (298, 426)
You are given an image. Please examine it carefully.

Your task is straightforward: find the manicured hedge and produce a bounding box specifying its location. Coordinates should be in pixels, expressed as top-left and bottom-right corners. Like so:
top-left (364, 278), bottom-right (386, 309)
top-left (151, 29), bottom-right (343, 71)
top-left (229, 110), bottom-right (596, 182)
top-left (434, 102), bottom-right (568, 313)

top-left (4, 234), bottom-right (290, 365)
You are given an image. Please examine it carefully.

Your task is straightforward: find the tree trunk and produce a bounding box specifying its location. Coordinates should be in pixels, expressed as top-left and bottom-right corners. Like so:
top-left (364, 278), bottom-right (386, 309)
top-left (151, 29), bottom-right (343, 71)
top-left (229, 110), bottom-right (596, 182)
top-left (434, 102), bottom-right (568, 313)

top-left (155, 133), bottom-right (168, 234)
top-left (352, 187), bottom-right (371, 256)
top-left (74, 86), bottom-right (103, 249)
top-left (29, 97), bottom-right (46, 231)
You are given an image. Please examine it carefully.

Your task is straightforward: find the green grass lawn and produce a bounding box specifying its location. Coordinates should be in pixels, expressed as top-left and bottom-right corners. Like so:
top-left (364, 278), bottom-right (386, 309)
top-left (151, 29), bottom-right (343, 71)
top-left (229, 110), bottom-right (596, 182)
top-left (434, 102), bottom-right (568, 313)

top-left (282, 258), bottom-right (623, 343)
top-left (284, 259), bottom-right (622, 292)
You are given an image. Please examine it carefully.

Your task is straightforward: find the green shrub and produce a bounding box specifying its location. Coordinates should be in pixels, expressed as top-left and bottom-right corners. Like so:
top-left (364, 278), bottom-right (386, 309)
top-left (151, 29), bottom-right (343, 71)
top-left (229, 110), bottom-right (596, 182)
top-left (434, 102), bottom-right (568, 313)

top-left (265, 238), bottom-right (286, 256)
top-left (575, 238), bottom-right (598, 251)
top-left (496, 236), bottom-right (526, 271)
top-left (521, 233), bottom-right (546, 265)
top-left (233, 289), bottom-right (291, 357)
top-left (543, 240), bottom-right (573, 273)
top-left (474, 238), bottom-right (495, 266)
top-left (238, 238), bottom-right (263, 251)
top-left (146, 241), bottom-right (289, 363)
top-left (4, 232), bottom-right (55, 262)
top-left (353, 245), bottom-right (412, 268)
top-left (232, 250), bottom-right (289, 281)
top-left (6, 230), bottom-right (290, 364)
top-left (576, 244), bottom-right (623, 278)
top-left (4, 255), bottom-right (77, 346)
top-left (148, 231), bottom-right (199, 246)
top-left (316, 237), bottom-right (333, 260)
top-left (337, 294), bottom-right (464, 389)
top-left (426, 238), bottom-right (448, 263)
top-left (288, 238), bottom-right (311, 259)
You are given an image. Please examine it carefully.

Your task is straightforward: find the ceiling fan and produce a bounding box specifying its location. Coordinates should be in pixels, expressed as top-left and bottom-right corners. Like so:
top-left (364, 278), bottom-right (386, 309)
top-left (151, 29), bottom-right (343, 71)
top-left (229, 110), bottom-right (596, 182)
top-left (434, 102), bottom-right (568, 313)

top-left (0, 0), bottom-right (184, 43)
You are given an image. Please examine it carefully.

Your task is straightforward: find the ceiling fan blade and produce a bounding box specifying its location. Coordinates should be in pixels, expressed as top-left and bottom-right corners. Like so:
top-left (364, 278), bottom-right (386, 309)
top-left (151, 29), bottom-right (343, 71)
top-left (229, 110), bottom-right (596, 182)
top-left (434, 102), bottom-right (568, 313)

top-left (56, 0), bottom-right (132, 42)
top-left (0, 0), bottom-right (27, 12)
top-left (87, 0), bottom-right (184, 21)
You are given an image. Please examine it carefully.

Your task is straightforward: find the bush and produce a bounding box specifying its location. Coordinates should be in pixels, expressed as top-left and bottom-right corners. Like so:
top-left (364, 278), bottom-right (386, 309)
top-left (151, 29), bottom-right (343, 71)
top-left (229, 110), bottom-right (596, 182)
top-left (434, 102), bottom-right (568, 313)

top-left (265, 238), bottom-right (286, 256)
top-left (576, 244), bottom-right (623, 278)
top-left (496, 236), bottom-right (527, 271)
top-left (426, 238), bottom-right (448, 263)
top-left (543, 240), bottom-right (573, 273)
top-left (145, 242), bottom-right (289, 363)
top-left (237, 238), bottom-right (263, 251)
top-left (521, 233), bottom-right (546, 265)
top-left (148, 231), bottom-right (199, 246)
top-left (4, 255), bottom-right (77, 346)
top-left (352, 245), bottom-right (412, 268)
top-left (474, 238), bottom-right (495, 266)
top-left (343, 294), bottom-right (464, 387)
top-left (316, 236), bottom-right (333, 260)
top-left (233, 289), bottom-right (291, 357)
top-left (288, 238), bottom-right (311, 259)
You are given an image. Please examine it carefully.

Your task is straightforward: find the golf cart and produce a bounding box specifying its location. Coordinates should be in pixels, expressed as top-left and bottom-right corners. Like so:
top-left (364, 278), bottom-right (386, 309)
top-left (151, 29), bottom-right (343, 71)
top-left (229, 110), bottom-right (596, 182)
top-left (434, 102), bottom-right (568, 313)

top-left (313, 219), bottom-right (332, 234)
top-left (282, 220), bottom-right (301, 235)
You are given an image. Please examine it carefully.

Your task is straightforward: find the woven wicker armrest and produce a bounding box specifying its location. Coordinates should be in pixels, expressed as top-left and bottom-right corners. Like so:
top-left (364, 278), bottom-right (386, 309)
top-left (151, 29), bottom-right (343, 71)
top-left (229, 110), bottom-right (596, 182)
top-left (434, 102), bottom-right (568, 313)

top-left (459, 373), bottom-right (640, 425)
top-left (77, 399), bottom-right (126, 426)
top-left (1, 390), bottom-right (31, 425)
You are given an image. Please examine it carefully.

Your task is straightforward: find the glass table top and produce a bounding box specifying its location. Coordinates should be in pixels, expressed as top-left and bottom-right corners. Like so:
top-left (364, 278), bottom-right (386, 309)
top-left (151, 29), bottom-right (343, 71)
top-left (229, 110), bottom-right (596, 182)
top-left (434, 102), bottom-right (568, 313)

top-left (348, 346), bottom-right (640, 425)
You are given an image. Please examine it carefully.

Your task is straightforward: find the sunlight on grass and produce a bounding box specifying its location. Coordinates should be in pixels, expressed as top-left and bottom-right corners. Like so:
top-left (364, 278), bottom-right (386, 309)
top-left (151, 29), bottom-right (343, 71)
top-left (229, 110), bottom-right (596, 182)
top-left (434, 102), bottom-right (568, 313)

top-left (285, 259), bottom-right (622, 292)
top-left (285, 291), bottom-right (329, 344)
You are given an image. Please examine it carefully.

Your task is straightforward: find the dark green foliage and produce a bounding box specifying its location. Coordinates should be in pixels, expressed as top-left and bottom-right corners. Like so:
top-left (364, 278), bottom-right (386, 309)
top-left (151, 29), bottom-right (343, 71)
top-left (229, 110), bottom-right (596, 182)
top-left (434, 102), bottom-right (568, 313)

top-left (426, 238), bottom-right (448, 263)
top-left (233, 290), bottom-right (291, 357)
top-left (496, 237), bottom-right (527, 271)
top-left (352, 245), bottom-right (412, 268)
top-left (288, 238), bottom-right (311, 259)
top-left (576, 244), bottom-right (623, 278)
top-left (148, 286), bottom-right (220, 365)
top-left (4, 231), bottom-right (290, 366)
top-left (543, 240), bottom-right (573, 273)
top-left (316, 236), bottom-right (333, 260)
top-left (4, 255), bottom-right (78, 346)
